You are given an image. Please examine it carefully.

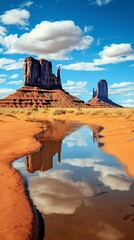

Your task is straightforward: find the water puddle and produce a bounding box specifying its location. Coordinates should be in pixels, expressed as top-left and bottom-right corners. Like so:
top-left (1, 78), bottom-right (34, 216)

top-left (13, 120), bottom-right (134, 240)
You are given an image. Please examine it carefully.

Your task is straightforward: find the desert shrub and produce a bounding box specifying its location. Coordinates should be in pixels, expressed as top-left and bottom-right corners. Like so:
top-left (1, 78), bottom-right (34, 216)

top-left (52, 109), bottom-right (66, 115)
top-left (39, 108), bottom-right (49, 113)
top-left (114, 110), bottom-right (123, 116)
top-left (74, 109), bottom-right (83, 115)
top-left (26, 111), bottom-right (32, 115)
top-left (31, 106), bottom-right (38, 112)
top-left (66, 110), bottom-right (74, 114)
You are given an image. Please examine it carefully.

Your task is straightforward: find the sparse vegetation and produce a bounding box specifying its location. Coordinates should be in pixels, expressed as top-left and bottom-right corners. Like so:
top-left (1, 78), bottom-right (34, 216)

top-left (0, 107), bottom-right (134, 122)
top-left (52, 109), bottom-right (66, 115)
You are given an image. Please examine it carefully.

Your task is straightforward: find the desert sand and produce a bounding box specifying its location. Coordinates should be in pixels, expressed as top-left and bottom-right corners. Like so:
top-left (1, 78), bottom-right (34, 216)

top-left (0, 109), bottom-right (134, 239)
top-left (0, 115), bottom-right (43, 240)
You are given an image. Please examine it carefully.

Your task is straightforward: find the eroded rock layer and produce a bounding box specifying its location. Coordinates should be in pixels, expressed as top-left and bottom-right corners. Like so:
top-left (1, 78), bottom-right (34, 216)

top-left (0, 86), bottom-right (86, 108)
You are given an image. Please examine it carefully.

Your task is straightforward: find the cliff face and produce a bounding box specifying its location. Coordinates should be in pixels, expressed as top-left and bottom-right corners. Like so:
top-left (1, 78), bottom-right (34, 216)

top-left (24, 57), bottom-right (62, 89)
top-left (93, 80), bottom-right (108, 100)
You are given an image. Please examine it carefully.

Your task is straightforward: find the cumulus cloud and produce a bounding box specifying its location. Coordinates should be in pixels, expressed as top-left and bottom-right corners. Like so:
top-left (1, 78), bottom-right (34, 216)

top-left (99, 43), bottom-right (133, 58)
top-left (0, 20), bottom-right (93, 60)
top-left (62, 80), bottom-right (89, 96)
top-left (29, 169), bottom-right (93, 214)
top-left (6, 80), bottom-right (23, 85)
top-left (0, 26), bottom-right (7, 36)
top-left (98, 174), bottom-right (131, 191)
top-left (88, 0), bottom-right (113, 6)
top-left (62, 157), bottom-right (132, 191)
top-left (0, 58), bottom-right (24, 70)
top-left (60, 43), bottom-right (134, 71)
top-left (0, 88), bottom-right (15, 98)
top-left (0, 8), bottom-right (30, 27)
top-left (109, 82), bottom-right (134, 102)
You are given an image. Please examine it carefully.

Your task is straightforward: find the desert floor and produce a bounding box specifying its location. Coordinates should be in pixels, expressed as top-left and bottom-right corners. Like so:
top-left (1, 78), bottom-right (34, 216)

top-left (0, 107), bottom-right (134, 239)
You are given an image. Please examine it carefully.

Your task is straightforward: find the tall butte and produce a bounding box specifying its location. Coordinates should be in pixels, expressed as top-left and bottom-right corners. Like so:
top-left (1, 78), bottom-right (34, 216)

top-left (0, 57), bottom-right (86, 108)
top-left (87, 79), bottom-right (122, 108)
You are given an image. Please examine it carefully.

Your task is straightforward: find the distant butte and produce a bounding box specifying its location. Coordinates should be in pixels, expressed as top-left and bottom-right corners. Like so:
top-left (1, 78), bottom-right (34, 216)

top-left (0, 57), bottom-right (86, 108)
top-left (87, 79), bottom-right (122, 108)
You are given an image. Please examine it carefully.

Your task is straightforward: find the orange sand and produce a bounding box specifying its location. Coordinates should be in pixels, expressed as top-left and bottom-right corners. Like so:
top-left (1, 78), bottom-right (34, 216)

top-left (0, 116), bottom-right (42, 240)
top-left (0, 113), bottom-right (134, 239)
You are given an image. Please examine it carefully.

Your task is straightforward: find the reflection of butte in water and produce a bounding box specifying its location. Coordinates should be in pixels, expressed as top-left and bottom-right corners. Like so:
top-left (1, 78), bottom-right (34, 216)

top-left (26, 120), bottom-right (81, 173)
top-left (26, 121), bottom-right (104, 173)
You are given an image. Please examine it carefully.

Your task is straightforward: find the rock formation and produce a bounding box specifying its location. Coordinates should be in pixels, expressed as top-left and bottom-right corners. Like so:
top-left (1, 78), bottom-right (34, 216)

top-left (0, 57), bottom-right (87, 108)
top-left (87, 79), bottom-right (122, 108)
top-left (24, 57), bottom-right (62, 89)
top-left (92, 80), bottom-right (108, 100)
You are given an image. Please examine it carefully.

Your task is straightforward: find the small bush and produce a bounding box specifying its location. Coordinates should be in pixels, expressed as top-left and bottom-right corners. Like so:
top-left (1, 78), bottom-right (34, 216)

top-left (26, 111), bottom-right (32, 115)
top-left (74, 110), bottom-right (83, 115)
top-left (66, 110), bottom-right (74, 114)
top-left (31, 106), bottom-right (38, 112)
top-left (52, 109), bottom-right (66, 115)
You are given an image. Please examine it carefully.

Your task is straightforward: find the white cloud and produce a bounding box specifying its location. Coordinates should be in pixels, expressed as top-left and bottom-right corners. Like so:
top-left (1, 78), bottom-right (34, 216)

top-left (61, 62), bottom-right (105, 71)
top-left (99, 174), bottom-right (131, 191)
top-left (60, 43), bottom-right (134, 71)
top-left (62, 80), bottom-right (89, 96)
top-left (99, 43), bottom-right (133, 58)
top-left (9, 74), bottom-right (19, 79)
top-left (97, 38), bottom-right (101, 46)
top-left (29, 169), bottom-right (93, 215)
top-left (63, 126), bottom-right (91, 147)
top-left (0, 26), bottom-right (7, 36)
top-left (88, 0), bottom-right (113, 6)
top-left (84, 25), bottom-right (94, 33)
top-left (109, 82), bottom-right (134, 102)
top-left (0, 78), bottom-right (6, 84)
top-left (95, 223), bottom-right (125, 240)
top-left (20, 1), bottom-right (33, 8)
top-left (110, 82), bottom-right (134, 88)
top-left (0, 20), bottom-right (93, 60)
top-left (0, 9), bottom-right (30, 27)
top-left (63, 158), bottom-right (104, 167)
top-left (6, 80), bottom-right (23, 85)
top-left (62, 157), bottom-right (132, 191)
top-left (0, 88), bottom-right (15, 98)
top-left (121, 99), bottom-right (134, 107)
top-left (0, 74), bottom-right (7, 77)
top-left (122, 99), bottom-right (134, 103)
top-left (0, 58), bottom-right (24, 70)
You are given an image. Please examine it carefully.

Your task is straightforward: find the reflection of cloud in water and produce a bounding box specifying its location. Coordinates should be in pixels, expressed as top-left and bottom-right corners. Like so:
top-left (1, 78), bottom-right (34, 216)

top-left (63, 127), bottom-right (90, 148)
top-left (98, 174), bottom-right (131, 191)
top-left (63, 158), bottom-right (104, 167)
top-left (96, 222), bottom-right (125, 240)
top-left (62, 158), bottom-right (132, 191)
top-left (29, 170), bottom-right (93, 215)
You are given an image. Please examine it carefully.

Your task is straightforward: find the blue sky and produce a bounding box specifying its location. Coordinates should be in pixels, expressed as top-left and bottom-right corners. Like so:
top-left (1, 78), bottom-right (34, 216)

top-left (0, 0), bottom-right (134, 107)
